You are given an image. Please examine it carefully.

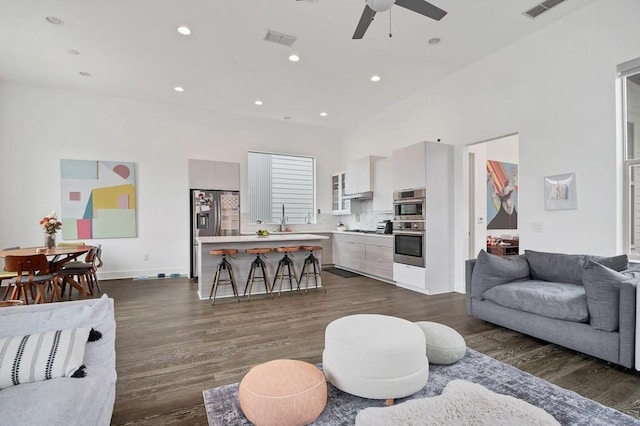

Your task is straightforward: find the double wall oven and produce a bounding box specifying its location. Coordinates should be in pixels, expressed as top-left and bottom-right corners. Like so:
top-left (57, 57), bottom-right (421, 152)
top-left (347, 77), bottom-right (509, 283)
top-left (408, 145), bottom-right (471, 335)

top-left (393, 189), bottom-right (426, 268)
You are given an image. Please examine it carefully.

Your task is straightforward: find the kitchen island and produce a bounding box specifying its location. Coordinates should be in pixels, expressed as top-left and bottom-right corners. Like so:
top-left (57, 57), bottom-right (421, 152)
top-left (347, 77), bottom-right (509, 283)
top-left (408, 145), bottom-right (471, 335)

top-left (196, 233), bottom-right (329, 300)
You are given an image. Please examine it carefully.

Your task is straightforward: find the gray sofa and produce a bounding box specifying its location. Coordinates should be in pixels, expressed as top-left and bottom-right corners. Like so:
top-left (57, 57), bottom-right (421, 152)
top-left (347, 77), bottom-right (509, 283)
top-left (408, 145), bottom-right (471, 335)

top-left (466, 250), bottom-right (637, 368)
top-left (0, 295), bottom-right (116, 425)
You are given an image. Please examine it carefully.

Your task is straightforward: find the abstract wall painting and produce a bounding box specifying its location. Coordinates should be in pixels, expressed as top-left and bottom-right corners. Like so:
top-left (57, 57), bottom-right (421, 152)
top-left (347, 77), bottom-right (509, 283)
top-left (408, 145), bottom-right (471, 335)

top-left (487, 160), bottom-right (518, 230)
top-left (60, 159), bottom-right (137, 239)
top-left (544, 173), bottom-right (577, 210)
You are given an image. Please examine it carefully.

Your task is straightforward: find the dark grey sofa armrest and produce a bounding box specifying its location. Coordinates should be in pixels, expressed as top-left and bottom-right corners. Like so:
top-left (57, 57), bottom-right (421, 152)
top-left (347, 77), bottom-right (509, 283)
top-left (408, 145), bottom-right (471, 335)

top-left (465, 259), bottom-right (476, 315)
top-left (618, 280), bottom-right (636, 368)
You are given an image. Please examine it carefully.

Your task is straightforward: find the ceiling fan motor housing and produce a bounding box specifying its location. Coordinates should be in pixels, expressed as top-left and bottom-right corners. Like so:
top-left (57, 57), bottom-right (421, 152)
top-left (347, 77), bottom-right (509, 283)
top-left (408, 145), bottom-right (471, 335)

top-left (365, 0), bottom-right (395, 12)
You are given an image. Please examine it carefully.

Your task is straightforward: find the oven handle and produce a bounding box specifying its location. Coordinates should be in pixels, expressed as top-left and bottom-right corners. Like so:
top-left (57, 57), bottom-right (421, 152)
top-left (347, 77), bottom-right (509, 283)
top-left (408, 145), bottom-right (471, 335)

top-left (393, 230), bottom-right (425, 236)
top-left (393, 198), bottom-right (425, 205)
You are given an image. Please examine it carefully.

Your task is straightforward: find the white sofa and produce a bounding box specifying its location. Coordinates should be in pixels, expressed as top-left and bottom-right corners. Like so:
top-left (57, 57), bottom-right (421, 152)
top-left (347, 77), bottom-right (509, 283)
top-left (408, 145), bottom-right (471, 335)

top-left (0, 295), bottom-right (116, 425)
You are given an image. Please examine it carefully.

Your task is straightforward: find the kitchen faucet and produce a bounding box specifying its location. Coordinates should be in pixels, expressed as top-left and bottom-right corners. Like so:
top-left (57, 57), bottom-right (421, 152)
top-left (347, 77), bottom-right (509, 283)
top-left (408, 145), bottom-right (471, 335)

top-left (279, 204), bottom-right (287, 232)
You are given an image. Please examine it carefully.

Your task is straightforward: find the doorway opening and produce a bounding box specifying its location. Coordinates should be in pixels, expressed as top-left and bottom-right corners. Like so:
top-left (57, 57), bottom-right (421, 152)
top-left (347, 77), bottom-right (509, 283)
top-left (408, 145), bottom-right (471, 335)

top-left (467, 134), bottom-right (520, 259)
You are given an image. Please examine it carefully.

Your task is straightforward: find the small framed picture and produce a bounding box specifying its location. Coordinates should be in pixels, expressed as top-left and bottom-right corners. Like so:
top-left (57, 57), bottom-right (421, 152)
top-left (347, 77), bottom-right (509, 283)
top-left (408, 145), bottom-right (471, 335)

top-left (544, 173), bottom-right (577, 210)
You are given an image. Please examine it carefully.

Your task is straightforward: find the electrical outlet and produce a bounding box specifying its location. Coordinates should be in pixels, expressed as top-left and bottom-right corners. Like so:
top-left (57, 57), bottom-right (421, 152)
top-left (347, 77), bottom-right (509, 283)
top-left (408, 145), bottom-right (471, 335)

top-left (143, 254), bottom-right (149, 261)
top-left (317, 208), bottom-right (321, 214)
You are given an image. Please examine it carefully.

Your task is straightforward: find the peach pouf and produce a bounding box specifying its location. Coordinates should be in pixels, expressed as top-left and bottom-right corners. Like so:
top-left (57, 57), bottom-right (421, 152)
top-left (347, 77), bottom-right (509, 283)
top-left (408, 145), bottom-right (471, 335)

top-left (238, 359), bottom-right (327, 426)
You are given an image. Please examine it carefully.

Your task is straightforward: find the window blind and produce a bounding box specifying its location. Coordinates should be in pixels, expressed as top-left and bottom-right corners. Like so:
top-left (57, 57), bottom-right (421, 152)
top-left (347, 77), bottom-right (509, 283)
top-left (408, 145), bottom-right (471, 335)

top-left (248, 152), bottom-right (315, 224)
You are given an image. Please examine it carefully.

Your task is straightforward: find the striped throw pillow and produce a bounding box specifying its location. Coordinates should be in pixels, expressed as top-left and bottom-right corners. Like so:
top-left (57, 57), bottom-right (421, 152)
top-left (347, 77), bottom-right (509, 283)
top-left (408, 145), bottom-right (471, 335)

top-left (0, 327), bottom-right (90, 389)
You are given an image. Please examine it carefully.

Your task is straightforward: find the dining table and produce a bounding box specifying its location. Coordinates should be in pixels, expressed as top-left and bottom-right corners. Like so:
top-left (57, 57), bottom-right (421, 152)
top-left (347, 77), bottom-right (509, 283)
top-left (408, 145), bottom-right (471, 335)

top-left (0, 245), bottom-right (95, 300)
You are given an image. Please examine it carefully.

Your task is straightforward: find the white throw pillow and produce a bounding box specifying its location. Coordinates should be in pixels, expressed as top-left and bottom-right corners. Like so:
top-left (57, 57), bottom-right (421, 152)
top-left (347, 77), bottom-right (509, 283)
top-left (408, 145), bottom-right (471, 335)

top-left (0, 327), bottom-right (90, 389)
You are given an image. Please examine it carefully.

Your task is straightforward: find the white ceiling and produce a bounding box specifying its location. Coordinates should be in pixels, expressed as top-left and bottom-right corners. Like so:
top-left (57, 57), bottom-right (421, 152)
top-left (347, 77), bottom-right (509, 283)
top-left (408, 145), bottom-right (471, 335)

top-left (0, 0), bottom-right (596, 130)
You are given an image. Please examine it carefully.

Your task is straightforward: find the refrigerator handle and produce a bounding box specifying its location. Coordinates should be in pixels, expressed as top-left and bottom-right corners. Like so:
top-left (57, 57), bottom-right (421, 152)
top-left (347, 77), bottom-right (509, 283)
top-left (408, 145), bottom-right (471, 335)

top-left (214, 199), bottom-right (220, 235)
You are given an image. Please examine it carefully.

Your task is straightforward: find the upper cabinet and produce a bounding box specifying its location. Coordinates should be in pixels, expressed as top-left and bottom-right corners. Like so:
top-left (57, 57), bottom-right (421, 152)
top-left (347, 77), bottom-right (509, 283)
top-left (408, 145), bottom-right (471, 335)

top-left (372, 157), bottom-right (393, 213)
top-left (392, 143), bottom-right (427, 191)
top-left (188, 159), bottom-right (240, 191)
top-left (345, 156), bottom-right (382, 195)
top-left (331, 172), bottom-right (351, 215)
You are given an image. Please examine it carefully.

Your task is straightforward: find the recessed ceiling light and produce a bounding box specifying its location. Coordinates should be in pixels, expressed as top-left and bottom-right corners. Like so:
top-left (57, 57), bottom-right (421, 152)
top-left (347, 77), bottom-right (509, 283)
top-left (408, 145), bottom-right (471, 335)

top-left (320, 112), bottom-right (328, 117)
top-left (370, 75), bottom-right (381, 82)
top-left (46, 16), bottom-right (63, 25)
top-left (174, 86), bottom-right (184, 92)
top-left (254, 100), bottom-right (263, 106)
top-left (428, 37), bottom-right (441, 45)
top-left (79, 71), bottom-right (92, 77)
top-left (68, 49), bottom-right (80, 55)
top-left (177, 26), bottom-right (192, 36)
top-left (288, 54), bottom-right (300, 62)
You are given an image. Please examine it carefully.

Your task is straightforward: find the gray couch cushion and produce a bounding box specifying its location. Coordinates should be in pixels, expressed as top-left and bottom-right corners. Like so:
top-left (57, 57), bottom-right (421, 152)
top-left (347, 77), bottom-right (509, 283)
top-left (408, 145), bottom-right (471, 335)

top-left (483, 280), bottom-right (588, 322)
top-left (524, 250), bottom-right (587, 285)
top-left (582, 260), bottom-right (632, 332)
top-left (587, 254), bottom-right (629, 272)
top-left (470, 250), bottom-right (530, 300)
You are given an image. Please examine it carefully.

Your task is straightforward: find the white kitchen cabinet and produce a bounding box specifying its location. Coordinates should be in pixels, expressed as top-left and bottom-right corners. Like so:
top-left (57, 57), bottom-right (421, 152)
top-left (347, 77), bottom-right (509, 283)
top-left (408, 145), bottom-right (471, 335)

top-left (372, 157), bottom-right (393, 212)
top-left (392, 142), bottom-right (426, 191)
top-left (392, 141), bottom-right (455, 295)
top-left (333, 233), bottom-right (393, 282)
top-left (331, 172), bottom-right (351, 215)
top-left (188, 159), bottom-right (240, 191)
top-left (345, 156), bottom-right (382, 195)
top-left (333, 233), bottom-right (365, 271)
top-left (317, 233), bottom-right (333, 266)
top-left (363, 239), bottom-right (393, 281)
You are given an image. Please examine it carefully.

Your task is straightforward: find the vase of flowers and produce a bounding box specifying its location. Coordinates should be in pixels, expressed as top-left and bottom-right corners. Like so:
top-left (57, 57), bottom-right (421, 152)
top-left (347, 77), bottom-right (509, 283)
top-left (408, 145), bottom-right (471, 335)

top-left (40, 211), bottom-right (62, 248)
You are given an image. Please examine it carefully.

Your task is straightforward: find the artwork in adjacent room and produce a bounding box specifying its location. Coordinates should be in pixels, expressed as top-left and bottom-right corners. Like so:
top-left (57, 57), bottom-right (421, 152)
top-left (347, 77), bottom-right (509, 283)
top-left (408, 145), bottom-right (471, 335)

top-left (60, 159), bottom-right (137, 239)
top-left (544, 173), bottom-right (577, 210)
top-left (487, 160), bottom-right (518, 230)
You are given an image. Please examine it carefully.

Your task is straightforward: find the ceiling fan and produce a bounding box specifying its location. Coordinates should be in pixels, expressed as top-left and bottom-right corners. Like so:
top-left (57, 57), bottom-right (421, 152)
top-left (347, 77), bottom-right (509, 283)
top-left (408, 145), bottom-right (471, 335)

top-left (296, 0), bottom-right (447, 39)
top-left (351, 0), bottom-right (447, 39)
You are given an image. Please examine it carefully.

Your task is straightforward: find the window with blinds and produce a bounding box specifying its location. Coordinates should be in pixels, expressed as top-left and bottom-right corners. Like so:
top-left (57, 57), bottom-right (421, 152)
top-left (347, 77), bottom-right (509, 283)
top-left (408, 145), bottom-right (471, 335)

top-left (248, 152), bottom-right (315, 224)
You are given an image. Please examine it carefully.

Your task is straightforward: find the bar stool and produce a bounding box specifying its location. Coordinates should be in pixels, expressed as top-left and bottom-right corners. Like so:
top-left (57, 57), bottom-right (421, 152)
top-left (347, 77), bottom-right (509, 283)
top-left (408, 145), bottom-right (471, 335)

top-left (299, 245), bottom-right (325, 294)
top-left (243, 247), bottom-right (272, 300)
top-left (209, 249), bottom-right (240, 306)
top-left (272, 246), bottom-right (300, 297)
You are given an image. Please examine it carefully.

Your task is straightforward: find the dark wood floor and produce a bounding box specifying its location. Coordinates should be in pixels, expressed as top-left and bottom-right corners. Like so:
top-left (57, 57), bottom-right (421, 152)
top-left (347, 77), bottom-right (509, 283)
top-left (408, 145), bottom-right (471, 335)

top-left (98, 272), bottom-right (640, 425)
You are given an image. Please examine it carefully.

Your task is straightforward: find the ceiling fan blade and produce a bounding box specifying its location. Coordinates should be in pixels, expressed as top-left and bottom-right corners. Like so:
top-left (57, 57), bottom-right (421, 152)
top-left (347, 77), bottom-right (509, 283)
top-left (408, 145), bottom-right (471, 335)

top-left (394, 0), bottom-right (447, 21)
top-left (352, 5), bottom-right (377, 39)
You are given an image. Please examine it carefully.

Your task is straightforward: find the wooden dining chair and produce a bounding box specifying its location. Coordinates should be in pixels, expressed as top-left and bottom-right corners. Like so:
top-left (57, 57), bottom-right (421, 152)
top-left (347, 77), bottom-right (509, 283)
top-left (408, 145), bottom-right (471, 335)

top-left (56, 245), bottom-right (101, 298)
top-left (1, 246), bottom-right (22, 300)
top-left (4, 254), bottom-right (58, 304)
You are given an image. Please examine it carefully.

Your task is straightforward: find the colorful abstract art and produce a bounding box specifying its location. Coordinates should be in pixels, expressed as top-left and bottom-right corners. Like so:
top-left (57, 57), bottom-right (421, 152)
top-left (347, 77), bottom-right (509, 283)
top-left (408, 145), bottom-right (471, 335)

top-left (487, 160), bottom-right (518, 230)
top-left (60, 159), bottom-right (137, 239)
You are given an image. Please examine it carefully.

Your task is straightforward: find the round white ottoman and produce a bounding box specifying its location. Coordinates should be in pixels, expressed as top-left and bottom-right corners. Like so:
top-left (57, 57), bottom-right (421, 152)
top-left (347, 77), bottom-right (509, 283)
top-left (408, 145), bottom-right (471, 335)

top-left (238, 359), bottom-right (327, 426)
top-left (323, 314), bottom-right (428, 401)
top-left (415, 321), bottom-right (466, 365)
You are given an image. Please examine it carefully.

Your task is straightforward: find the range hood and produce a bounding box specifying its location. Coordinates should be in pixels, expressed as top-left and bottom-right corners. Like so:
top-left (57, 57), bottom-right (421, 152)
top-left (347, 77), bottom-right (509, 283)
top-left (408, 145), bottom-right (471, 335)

top-left (343, 191), bottom-right (373, 200)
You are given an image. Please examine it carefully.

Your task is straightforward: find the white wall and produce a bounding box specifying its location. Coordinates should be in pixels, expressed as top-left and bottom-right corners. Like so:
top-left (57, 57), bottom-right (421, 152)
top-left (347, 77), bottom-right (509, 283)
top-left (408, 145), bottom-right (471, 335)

top-left (344, 0), bottom-right (640, 292)
top-left (0, 84), bottom-right (344, 278)
top-left (2, 0), bottom-right (639, 289)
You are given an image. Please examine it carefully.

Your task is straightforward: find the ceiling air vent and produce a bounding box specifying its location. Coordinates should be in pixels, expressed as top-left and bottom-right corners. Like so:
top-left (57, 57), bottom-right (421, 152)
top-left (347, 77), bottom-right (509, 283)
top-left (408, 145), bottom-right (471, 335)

top-left (524, 0), bottom-right (565, 19)
top-left (263, 30), bottom-right (297, 47)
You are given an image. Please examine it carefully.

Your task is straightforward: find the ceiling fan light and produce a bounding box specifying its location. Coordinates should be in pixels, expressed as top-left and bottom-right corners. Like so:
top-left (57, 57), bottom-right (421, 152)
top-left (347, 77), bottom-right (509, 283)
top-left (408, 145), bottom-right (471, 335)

top-left (365, 0), bottom-right (395, 12)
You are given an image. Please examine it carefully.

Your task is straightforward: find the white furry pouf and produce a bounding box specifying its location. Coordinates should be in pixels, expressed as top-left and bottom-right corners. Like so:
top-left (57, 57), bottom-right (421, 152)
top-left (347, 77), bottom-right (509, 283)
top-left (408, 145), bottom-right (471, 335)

top-left (355, 379), bottom-right (560, 426)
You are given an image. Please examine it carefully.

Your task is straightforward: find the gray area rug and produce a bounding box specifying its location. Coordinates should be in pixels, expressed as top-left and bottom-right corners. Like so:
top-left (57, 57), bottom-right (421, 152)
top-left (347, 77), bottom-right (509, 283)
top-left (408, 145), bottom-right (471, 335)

top-left (203, 348), bottom-right (640, 425)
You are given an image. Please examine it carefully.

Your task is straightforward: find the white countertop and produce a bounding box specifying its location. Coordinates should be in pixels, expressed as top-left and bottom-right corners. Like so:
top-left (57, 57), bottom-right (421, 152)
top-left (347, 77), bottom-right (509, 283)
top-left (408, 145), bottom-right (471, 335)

top-left (239, 230), bottom-right (393, 238)
top-left (197, 233), bottom-right (329, 243)
top-left (335, 231), bottom-right (393, 238)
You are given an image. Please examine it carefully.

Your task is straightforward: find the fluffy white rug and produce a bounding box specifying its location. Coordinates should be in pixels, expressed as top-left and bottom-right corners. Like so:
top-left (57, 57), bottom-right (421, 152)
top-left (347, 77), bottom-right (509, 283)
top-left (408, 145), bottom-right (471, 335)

top-left (355, 379), bottom-right (560, 426)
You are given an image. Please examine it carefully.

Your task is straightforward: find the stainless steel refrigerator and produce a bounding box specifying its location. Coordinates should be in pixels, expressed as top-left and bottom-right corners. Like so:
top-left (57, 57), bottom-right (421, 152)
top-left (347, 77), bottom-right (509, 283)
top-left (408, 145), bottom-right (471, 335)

top-left (190, 189), bottom-right (240, 279)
